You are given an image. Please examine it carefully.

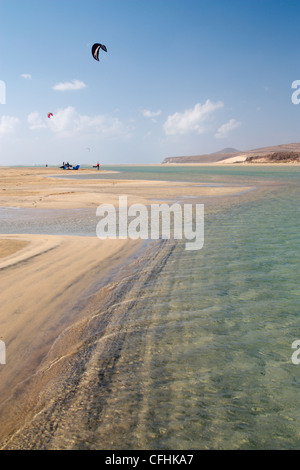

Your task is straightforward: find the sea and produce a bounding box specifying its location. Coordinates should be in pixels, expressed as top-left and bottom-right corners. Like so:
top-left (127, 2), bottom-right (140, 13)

top-left (1, 165), bottom-right (300, 450)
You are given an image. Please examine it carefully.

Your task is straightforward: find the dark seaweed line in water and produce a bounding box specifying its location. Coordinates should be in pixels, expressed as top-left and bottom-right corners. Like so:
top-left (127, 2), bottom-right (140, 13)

top-left (1, 240), bottom-right (176, 450)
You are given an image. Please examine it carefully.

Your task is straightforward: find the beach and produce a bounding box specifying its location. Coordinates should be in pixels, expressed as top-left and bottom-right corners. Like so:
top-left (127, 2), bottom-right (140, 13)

top-left (0, 166), bottom-right (252, 447)
top-left (1, 165), bottom-right (300, 449)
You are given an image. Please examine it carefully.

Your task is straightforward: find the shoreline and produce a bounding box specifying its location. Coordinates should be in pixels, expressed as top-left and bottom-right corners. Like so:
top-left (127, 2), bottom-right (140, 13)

top-left (0, 237), bottom-right (173, 449)
top-left (0, 232), bottom-right (145, 445)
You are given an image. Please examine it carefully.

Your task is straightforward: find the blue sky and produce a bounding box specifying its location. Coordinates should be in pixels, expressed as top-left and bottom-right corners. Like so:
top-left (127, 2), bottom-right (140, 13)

top-left (0, 0), bottom-right (300, 165)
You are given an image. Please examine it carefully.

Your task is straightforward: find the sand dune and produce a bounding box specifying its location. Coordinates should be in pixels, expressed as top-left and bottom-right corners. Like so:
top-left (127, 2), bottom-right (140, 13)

top-left (215, 154), bottom-right (248, 164)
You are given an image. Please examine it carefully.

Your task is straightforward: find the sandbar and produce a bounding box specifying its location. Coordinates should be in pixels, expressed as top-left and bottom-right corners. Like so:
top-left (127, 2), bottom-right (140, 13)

top-left (0, 166), bottom-right (253, 209)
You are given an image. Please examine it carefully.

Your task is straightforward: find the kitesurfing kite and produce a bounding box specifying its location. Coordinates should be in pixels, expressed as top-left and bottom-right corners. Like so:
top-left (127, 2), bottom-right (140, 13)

top-left (48, 112), bottom-right (53, 119)
top-left (92, 43), bottom-right (107, 61)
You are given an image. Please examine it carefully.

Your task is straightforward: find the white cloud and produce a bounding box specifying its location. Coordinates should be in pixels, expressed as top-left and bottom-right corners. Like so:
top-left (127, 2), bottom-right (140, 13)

top-left (52, 79), bottom-right (87, 91)
top-left (163, 100), bottom-right (224, 135)
top-left (21, 74), bottom-right (32, 79)
top-left (142, 109), bottom-right (162, 123)
top-left (0, 115), bottom-right (20, 136)
top-left (27, 112), bottom-right (47, 130)
top-left (215, 118), bottom-right (241, 139)
top-left (142, 109), bottom-right (162, 118)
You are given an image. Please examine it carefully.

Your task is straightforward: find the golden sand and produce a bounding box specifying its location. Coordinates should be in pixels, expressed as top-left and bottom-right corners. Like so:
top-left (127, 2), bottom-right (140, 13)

top-left (0, 234), bottom-right (140, 404)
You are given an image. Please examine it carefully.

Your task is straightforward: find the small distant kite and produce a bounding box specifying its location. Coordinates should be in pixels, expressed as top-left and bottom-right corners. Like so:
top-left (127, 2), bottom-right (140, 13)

top-left (92, 43), bottom-right (107, 61)
top-left (48, 112), bottom-right (53, 119)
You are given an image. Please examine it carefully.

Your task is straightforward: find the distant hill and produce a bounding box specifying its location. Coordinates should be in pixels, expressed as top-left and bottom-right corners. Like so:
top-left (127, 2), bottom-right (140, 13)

top-left (244, 143), bottom-right (300, 157)
top-left (162, 143), bottom-right (300, 164)
top-left (246, 152), bottom-right (300, 163)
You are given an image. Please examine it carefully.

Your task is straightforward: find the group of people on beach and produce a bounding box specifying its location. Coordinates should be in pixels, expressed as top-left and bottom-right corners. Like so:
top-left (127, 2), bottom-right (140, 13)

top-left (60, 161), bottom-right (72, 169)
top-left (58, 161), bottom-right (100, 170)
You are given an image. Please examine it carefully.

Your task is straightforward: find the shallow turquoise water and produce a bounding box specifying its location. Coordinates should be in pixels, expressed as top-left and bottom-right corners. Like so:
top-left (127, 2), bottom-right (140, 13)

top-left (137, 187), bottom-right (300, 449)
top-left (81, 171), bottom-right (300, 450)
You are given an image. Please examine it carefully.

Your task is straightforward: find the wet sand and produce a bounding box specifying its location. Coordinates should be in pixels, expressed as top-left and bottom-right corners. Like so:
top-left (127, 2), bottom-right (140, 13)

top-left (0, 233), bottom-right (143, 444)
